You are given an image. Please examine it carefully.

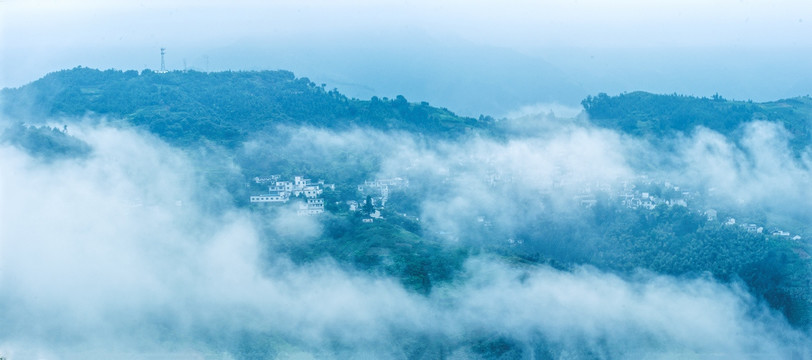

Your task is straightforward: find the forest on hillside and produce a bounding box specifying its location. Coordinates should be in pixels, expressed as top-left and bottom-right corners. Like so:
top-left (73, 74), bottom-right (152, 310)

top-left (582, 91), bottom-right (812, 154)
top-left (2, 68), bottom-right (810, 358)
top-left (1, 67), bottom-right (493, 147)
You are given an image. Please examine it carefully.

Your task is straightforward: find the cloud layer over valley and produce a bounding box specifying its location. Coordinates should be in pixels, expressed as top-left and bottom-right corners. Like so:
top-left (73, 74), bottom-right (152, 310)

top-left (0, 116), bottom-right (810, 359)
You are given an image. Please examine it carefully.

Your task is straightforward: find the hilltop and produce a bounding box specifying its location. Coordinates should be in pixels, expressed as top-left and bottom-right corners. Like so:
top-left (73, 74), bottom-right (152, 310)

top-left (582, 91), bottom-right (812, 153)
top-left (1, 67), bottom-right (493, 147)
top-left (4, 68), bottom-right (812, 151)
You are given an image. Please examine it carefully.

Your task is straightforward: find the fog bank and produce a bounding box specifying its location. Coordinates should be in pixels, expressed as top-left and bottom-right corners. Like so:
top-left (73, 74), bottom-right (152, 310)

top-left (0, 121), bottom-right (809, 359)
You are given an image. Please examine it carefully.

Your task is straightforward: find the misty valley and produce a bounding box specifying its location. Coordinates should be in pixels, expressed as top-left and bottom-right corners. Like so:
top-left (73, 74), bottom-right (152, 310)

top-left (1, 68), bottom-right (811, 359)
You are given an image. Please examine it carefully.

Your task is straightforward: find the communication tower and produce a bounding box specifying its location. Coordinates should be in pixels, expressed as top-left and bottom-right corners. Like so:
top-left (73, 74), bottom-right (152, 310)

top-left (159, 48), bottom-right (167, 73)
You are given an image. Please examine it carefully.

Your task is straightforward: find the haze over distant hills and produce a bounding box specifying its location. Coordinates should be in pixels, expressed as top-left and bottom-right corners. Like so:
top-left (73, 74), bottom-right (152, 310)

top-left (4, 32), bottom-right (811, 117)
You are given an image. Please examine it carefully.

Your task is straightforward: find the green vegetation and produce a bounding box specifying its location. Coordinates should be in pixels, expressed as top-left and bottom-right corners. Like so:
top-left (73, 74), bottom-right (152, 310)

top-left (582, 91), bottom-right (812, 153)
top-left (588, 204), bottom-right (810, 326)
top-left (1, 122), bottom-right (91, 160)
top-left (1, 67), bottom-right (491, 148)
top-left (265, 211), bottom-right (467, 295)
top-left (489, 198), bottom-right (812, 326)
top-left (2, 69), bottom-right (809, 332)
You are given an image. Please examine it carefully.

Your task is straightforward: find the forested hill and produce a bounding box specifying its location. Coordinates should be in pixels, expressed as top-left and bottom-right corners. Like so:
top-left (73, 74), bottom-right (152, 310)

top-left (582, 91), bottom-right (812, 152)
top-left (6, 68), bottom-right (812, 151)
top-left (1, 67), bottom-right (492, 147)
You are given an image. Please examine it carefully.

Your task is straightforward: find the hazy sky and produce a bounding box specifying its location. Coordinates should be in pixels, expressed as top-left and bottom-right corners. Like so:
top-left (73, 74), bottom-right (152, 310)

top-left (4, 0), bottom-right (811, 49)
top-left (2, 0), bottom-right (812, 113)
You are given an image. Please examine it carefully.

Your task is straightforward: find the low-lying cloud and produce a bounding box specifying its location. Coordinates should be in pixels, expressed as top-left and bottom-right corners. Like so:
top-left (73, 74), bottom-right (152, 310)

top-left (676, 121), bottom-right (812, 218)
top-left (1, 120), bottom-right (810, 359)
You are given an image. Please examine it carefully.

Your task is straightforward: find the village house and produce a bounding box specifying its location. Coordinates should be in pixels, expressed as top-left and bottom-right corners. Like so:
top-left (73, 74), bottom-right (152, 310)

top-left (297, 198), bottom-right (325, 216)
top-left (573, 193), bottom-right (597, 208)
top-left (704, 209), bottom-right (718, 222)
top-left (357, 177), bottom-right (408, 208)
top-left (250, 176), bottom-right (330, 216)
top-left (249, 192), bottom-right (289, 203)
top-left (251, 175), bottom-right (330, 203)
top-left (357, 178), bottom-right (409, 192)
top-left (744, 224), bottom-right (763, 233)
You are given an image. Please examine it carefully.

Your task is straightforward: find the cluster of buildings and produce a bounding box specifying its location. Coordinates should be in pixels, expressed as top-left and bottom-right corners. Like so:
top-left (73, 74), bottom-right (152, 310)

top-left (249, 175), bottom-right (407, 218)
top-left (569, 179), bottom-right (693, 210)
top-left (343, 178), bottom-right (409, 222)
top-left (356, 177), bottom-right (409, 208)
top-left (570, 178), bottom-right (804, 242)
top-left (723, 217), bottom-right (803, 241)
top-left (250, 176), bottom-right (333, 216)
top-left (616, 181), bottom-right (691, 210)
top-left (250, 173), bottom-right (805, 242)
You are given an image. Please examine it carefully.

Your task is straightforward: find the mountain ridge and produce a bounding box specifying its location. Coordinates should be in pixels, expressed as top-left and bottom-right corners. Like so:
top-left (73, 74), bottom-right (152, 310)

top-left (582, 91), bottom-right (812, 153)
top-left (1, 67), bottom-right (493, 148)
top-left (4, 67), bottom-right (812, 152)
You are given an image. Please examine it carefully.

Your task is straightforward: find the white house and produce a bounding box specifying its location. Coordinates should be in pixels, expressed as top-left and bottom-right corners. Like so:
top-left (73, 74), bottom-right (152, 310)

top-left (297, 198), bottom-right (324, 216)
top-left (249, 191), bottom-right (290, 203)
top-left (357, 177), bottom-right (408, 208)
top-left (251, 175), bottom-right (326, 203)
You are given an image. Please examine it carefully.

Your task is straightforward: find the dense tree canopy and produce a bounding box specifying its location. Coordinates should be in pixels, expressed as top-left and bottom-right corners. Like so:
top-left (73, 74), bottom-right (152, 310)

top-left (1, 122), bottom-right (91, 160)
top-left (582, 91), bottom-right (812, 153)
top-left (1, 67), bottom-right (492, 148)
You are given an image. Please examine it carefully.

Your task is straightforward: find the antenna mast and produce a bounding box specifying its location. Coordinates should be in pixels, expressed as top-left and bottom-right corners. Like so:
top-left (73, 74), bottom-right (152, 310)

top-left (160, 48), bottom-right (166, 73)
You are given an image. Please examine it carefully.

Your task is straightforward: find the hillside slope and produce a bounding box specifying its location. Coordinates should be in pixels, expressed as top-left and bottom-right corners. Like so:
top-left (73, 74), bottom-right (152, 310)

top-left (1, 67), bottom-right (492, 147)
top-left (582, 91), bottom-right (812, 153)
top-left (2, 69), bottom-right (810, 333)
